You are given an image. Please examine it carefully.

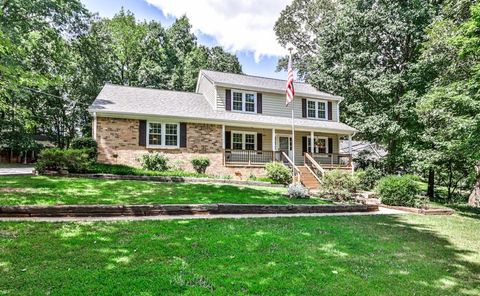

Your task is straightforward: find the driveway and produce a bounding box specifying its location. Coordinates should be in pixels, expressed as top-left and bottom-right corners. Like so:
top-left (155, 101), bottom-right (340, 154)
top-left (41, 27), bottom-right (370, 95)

top-left (0, 164), bottom-right (34, 176)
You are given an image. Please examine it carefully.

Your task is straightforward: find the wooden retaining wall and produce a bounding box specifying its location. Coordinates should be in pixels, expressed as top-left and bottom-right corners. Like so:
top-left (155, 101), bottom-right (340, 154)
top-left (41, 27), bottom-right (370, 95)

top-left (0, 204), bottom-right (378, 217)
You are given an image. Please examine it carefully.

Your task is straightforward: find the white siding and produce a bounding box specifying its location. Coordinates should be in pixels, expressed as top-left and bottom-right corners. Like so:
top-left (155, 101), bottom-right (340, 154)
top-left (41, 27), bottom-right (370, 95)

top-left (197, 75), bottom-right (216, 108)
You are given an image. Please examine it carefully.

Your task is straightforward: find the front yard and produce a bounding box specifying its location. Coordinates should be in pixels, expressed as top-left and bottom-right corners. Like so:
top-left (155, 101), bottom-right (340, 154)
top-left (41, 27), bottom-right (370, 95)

top-left (0, 176), bottom-right (327, 205)
top-left (0, 212), bottom-right (479, 295)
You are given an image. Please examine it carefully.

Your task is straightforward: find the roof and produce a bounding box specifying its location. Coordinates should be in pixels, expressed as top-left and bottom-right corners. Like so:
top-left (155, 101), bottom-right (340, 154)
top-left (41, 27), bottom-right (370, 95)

top-left (200, 70), bottom-right (342, 100)
top-left (340, 140), bottom-right (387, 158)
top-left (89, 84), bottom-right (356, 134)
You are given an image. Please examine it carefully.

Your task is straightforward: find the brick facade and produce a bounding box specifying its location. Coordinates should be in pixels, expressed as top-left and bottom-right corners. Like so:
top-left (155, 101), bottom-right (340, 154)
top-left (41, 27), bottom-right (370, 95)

top-left (96, 117), bottom-right (266, 178)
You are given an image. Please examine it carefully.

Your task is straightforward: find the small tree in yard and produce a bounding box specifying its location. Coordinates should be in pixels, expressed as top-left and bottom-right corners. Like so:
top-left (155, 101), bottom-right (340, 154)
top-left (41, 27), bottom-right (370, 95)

top-left (191, 157), bottom-right (210, 174)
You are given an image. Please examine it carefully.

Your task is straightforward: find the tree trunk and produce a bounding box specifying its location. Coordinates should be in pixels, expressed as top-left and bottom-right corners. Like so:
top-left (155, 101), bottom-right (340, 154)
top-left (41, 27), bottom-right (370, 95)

top-left (468, 162), bottom-right (480, 207)
top-left (427, 168), bottom-right (435, 199)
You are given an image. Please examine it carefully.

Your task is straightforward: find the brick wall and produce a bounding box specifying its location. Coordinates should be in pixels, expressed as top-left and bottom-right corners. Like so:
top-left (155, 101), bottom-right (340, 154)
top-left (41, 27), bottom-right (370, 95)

top-left (96, 117), bottom-right (266, 178)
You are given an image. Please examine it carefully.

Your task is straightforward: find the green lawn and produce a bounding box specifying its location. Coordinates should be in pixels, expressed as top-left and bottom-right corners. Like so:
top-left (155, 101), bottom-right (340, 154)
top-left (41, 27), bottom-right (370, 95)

top-left (0, 212), bottom-right (479, 295)
top-left (0, 176), bottom-right (327, 205)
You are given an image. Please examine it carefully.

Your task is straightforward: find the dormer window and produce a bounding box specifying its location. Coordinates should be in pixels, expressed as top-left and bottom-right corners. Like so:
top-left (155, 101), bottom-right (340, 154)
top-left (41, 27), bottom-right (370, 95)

top-left (307, 99), bottom-right (328, 120)
top-left (232, 90), bottom-right (256, 113)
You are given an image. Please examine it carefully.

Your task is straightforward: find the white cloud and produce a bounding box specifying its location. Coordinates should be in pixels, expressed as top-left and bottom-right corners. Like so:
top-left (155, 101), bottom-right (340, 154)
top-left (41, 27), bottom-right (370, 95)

top-left (146, 0), bottom-right (291, 62)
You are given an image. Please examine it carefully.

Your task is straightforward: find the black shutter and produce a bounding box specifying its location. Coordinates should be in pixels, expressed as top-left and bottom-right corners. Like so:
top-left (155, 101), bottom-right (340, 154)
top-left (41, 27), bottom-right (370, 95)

top-left (302, 136), bottom-right (307, 154)
top-left (257, 93), bottom-right (262, 114)
top-left (257, 133), bottom-right (262, 151)
top-left (328, 101), bottom-right (333, 120)
top-left (179, 123), bottom-right (187, 148)
top-left (225, 89), bottom-right (231, 111)
top-left (139, 120), bottom-right (146, 146)
top-left (328, 138), bottom-right (333, 154)
top-left (302, 98), bottom-right (307, 118)
top-left (225, 131), bottom-right (231, 149)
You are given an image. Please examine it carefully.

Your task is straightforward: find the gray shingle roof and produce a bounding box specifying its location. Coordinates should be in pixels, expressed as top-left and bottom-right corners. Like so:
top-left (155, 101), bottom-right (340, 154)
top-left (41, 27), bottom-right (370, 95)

top-left (89, 84), bottom-right (356, 134)
top-left (200, 70), bottom-right (342, 100)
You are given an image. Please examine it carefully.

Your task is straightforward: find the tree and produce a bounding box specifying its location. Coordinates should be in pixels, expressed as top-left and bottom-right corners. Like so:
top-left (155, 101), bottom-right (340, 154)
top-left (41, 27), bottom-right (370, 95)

top-left (274, 0), bottom-right (442, 173)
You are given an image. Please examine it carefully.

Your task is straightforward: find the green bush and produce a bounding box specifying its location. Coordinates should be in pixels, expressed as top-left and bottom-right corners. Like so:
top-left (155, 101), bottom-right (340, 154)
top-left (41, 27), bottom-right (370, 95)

top-left (86, 163), bottom-right (206, 177)
top-left (355, 166), bottom-right (383, 191)
top-left (376, 175), bottom-right (422, 207)
top-left (320, 170), bottom-right (358, 201)
top-left (139, 153), bottom-right (169, 171)
top-left (70, 137), bottom-right (98, 160)
top-left (191, 156), bottom-right (210, 174)
top-left (35, 148), bottom-right (92, 174)
top-left (265, 162), bottom-right (292, 185)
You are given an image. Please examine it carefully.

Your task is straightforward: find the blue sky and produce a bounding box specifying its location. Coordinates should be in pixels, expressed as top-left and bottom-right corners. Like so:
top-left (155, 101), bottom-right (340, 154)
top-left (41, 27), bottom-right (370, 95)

top-left (81, 0), bottom-right (289, 79)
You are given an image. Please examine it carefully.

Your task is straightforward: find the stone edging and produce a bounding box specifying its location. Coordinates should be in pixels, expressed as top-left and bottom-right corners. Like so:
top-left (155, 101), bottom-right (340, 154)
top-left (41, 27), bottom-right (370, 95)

top-left (381, 204), bottom-right (454, 215)
top-left (64, 173), bottom-right (284, 188)
top-left (0, 203), bottom-right (378, 217)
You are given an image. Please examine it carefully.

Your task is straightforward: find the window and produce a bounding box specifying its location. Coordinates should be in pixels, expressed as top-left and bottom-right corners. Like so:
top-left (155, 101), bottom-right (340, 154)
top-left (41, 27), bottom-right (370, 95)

top-left (307, 99), bottom-right (328, 120)
top-left (231, 90), bottom-right (256, 113)
top-left (231, 132), bottom-right (256, 150)
top-left (307, 136), bottom-right (328, 154)
top-left (147, 122), bottom-right (179, 148)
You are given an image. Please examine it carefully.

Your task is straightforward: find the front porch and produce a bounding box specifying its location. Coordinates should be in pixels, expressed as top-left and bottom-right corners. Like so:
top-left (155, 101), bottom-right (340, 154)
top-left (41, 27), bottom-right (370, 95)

top-left (221, 125), bottom-right (354, 170)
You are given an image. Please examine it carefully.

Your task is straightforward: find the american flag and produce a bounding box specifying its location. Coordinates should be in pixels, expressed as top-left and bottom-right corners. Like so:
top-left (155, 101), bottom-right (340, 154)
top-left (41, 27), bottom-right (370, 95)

top-left (285, 54), bottom-right (295, 106)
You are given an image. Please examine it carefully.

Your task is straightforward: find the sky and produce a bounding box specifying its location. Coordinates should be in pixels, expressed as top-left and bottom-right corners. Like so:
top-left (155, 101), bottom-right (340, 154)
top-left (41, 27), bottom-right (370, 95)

top-left (81, 0), bottom-right (291, 79)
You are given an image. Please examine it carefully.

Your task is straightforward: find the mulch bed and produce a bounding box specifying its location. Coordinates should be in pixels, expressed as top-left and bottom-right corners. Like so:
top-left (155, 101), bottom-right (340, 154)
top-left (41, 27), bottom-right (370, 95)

top-left (381, 204), bottom-right (455, 215)
top-left (0, 203), bottom-right (378, 217)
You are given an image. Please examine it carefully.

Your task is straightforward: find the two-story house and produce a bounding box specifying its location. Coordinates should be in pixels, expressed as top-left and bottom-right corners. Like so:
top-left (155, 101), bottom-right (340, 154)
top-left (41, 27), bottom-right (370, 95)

top-left (89, 70), bottom-right (357, 186)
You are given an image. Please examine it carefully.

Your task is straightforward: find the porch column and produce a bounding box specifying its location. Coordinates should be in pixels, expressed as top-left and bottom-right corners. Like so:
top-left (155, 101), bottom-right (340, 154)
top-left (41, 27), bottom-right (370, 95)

top-left (272, 128), bottom-right (276, 151)
top-left (348, 134), bottom-right (352, 154)
top-left (92, 112), bottom-right (97, 141)
top-left (222, 125), bottom-right (225, 149)
top-left (310, 131), bottom-right (314, 153)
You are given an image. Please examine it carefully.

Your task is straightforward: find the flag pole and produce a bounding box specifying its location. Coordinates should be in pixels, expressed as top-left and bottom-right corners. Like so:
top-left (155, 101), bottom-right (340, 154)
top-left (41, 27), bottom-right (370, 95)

top-left (288, 48), bottom-right (296, 181)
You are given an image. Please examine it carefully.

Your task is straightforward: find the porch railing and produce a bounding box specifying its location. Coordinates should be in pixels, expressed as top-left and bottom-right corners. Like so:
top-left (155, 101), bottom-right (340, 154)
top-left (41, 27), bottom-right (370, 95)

top-left (280, 151), bottom-right (301, 183)
top-left (223, 149), bottom-right (282, 166)
top-left (304, 153), bottom-right (325, 181)
top-left (310, 153), bottom-right (352, 168)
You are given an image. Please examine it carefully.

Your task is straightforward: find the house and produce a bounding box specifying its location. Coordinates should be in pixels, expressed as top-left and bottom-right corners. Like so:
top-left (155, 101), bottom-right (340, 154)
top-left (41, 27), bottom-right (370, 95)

top-left (89, 70), bottom-right (357, 187)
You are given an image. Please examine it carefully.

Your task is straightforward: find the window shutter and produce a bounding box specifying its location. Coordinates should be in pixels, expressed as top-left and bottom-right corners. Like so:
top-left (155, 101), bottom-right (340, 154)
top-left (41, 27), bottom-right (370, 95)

top-left (328, 101), bottom-right (333, 120)
top-left (225, 89), bottom-right (231, 111)
top-left (225, 131), bottom-right (231, 149)
top-left (302, 136), bottom-right (307, 154)
top-left (139, 120), bottom-right (147, 146)
top-left (257, 133), bottom-right (262, 151)
top-left (302, 98), bottom-right (306, 118)
top-left (179, 123), bottom-right (187, 148)
top-left (257, 93), bottom-right (262, 114)
top-left (328, 138), bottom-right (333, 154)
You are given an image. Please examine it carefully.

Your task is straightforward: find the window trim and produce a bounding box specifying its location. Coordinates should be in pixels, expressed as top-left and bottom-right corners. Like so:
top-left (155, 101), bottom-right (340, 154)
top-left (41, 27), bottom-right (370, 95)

top-left (231, 90), bottom-right (257, 114)
top-left (306, 99), bottom-right (328, 120)
top-left (307, 136), bottom-right (329, 154)
top-left (230, 131), bottom-right (257, 150)
top-left (146, 121), bottom-right (180, 149)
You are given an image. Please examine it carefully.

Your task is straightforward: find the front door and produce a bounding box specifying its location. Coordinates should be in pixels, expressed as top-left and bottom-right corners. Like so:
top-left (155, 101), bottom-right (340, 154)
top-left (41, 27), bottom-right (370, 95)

top-left (277, 136), bottom-right (293, 160)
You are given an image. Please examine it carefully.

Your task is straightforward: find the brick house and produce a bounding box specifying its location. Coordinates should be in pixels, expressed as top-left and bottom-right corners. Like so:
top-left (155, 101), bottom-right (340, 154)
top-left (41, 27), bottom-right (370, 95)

top-left (89, 70), bottom-right (356, 185)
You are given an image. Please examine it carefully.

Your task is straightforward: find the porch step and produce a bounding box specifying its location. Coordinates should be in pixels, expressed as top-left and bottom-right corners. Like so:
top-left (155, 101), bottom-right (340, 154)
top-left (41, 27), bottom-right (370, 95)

top-left (297, 166), bottom-right (321, 190)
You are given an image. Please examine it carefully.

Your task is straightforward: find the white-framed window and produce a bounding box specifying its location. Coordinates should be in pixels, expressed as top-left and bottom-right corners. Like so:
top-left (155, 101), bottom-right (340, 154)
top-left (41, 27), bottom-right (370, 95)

top-left (231, 131), bottom-right (257, 150)
top-left (307, 99), bottom-right (328, 120)
top-left (147, 121), bottom-right (179, 148)
top-left (231, 90), bottom-right (256, 113)
top-left (307, 136), bottom-right (328, 154)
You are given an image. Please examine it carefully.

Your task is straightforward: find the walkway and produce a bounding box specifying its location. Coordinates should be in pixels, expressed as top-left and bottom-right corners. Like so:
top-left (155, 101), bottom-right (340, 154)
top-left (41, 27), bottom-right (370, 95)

top-left (0, 206), bottom-right (408, 222)
top-left (0, 165), bottom-right (34, 176)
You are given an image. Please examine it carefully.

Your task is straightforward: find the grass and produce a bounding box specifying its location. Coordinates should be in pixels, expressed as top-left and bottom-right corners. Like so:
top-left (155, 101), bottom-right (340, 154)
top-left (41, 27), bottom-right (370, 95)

top-left (0, 176), bottom-right (328, 205)
top-left (0, 212), bottom-right (479, 295)
top-left (85, 163), bottom-right (212, 178)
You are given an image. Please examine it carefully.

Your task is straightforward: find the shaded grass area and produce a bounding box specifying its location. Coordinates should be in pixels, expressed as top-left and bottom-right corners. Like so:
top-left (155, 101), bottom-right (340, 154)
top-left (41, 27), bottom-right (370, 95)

top-left (85, 163), bottom-right (210, 178)
top-left (0, 176), bottom-right (324, 205)
top-left (0, 213), bottom-right (479, 295)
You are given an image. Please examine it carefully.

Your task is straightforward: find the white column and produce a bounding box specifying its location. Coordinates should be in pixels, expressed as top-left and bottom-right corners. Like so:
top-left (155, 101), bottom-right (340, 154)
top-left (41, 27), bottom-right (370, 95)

top-left (310, 131), bottom-right (314, 153)
top-left (348, 134), bottom-right (352, 155)
top-left (222, 125), bottom-right (226, 149)
top-left (92, 112), bottom-right (97, 141)
top-left (272, 128), bottom-right (276, 151)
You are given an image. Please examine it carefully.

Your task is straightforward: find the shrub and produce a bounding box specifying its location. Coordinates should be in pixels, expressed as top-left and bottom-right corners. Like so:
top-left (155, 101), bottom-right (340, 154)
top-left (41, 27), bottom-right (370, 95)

top-left (191, 156), bottom-right (210, 174)
top-left (376, 175), bottom-right (422, 207)
top-left (70, 137), bottom-right (98, 160)
top-left (35, 148), bottom-right (92, 174)
top-left (355, 166), bottom-right (383, 191)
top-left (265, 162), bottom-right (292, 185)
top-left (139, 153), bottom-right (169, 171)
top-left (287, 183), bottom-right (309, 199)
top-left (320, 170), bottom-right (358, 202)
